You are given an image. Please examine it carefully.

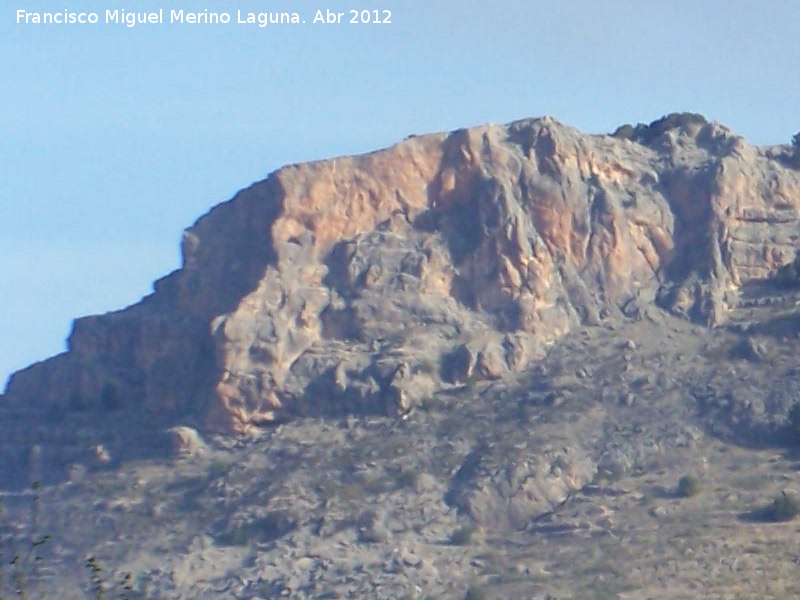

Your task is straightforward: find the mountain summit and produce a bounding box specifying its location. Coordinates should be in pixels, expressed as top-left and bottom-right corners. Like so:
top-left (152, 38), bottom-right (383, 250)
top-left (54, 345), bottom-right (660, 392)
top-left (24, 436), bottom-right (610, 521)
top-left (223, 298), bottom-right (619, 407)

top-left (4, 114), bottom-right (800, 447)
top-left (5, 114), bottom-right (800, 598)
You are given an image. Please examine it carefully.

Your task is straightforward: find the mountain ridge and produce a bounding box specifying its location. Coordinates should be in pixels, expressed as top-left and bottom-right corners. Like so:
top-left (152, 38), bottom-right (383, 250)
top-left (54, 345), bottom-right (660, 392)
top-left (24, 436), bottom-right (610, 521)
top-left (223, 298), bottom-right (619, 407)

top-left (4, 112), bottom-right (800, 469)
top-left (6, 114), bottom-right (800, 599)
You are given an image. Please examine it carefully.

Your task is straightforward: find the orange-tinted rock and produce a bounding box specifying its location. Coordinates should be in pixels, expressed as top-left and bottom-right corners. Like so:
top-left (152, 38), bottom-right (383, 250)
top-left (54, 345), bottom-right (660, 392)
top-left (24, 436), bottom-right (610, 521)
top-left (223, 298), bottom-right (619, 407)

top-left (5, 114), bottom-right (800, 435)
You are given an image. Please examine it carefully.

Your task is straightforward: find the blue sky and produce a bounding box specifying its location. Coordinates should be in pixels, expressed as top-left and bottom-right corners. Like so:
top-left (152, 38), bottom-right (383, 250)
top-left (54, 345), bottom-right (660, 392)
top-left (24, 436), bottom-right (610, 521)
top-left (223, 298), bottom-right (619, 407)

top-left (2, 0), bottom-right (799, 386)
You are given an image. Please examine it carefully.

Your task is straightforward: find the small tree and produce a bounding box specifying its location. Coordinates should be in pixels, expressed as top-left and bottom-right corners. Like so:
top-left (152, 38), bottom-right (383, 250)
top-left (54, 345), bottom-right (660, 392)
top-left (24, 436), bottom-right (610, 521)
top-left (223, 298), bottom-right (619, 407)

top-left (786, 402), bottom-right (800, 443)
top-left (773, 251), bottom-right (800, 288)
top-left (448, 525), bottom-right (476, 546)
top-left (765, 492), bottom-right (800, 522)
top-left (790, 132), bottom-right (800, 168)
top-left (464, 586), bottom-right (488, 600)
top-left (677, 475), bottom-right (701, 498)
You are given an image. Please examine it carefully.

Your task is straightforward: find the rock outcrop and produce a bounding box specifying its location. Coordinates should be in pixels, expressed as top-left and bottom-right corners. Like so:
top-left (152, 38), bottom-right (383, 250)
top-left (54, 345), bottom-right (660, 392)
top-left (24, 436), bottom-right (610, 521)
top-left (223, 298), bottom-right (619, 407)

top-left (5, 113), bottom-right (800, 438)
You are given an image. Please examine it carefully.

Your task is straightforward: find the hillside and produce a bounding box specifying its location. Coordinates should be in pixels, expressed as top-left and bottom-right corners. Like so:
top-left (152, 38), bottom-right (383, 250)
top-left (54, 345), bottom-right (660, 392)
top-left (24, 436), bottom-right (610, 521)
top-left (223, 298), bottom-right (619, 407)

top-left (3, 114), bottom-right (800, 598)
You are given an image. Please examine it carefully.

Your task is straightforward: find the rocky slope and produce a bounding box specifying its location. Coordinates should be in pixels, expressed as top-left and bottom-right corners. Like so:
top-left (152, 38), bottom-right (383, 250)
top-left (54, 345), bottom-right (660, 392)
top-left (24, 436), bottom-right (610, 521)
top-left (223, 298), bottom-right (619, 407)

top-left (6, 114), bottom-right (800, 438)
top-left (4, 113), bottom-right (800, 598)
top-left (6, 308), bottom-right (800, 599)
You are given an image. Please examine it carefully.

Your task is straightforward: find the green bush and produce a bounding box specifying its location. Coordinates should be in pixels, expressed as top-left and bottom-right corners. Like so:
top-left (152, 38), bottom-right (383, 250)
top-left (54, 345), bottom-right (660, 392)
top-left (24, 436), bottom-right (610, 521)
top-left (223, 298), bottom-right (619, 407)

top-left (464, 585), bottom-right (487, 600)
top-left (677, 475), bottom-right (701, 498)
top-left (773, 252), bottom-right (800, 288)
top-left (395, 468), bottom-right (420, 491)
top-left (206, 458), bottom-right (232, 479)
top-left (787, 402), bottom-right (800, 441)
top-left (611, 124), bottom-right (636, 140)
top-left (448, 524), bottom-right (476, 546)
top-left (610, 112), bottom-right (708, 144)
top-left (765, 492), bottom-right (800, 522)
top-left (218, 524), bottom-right (251, 547)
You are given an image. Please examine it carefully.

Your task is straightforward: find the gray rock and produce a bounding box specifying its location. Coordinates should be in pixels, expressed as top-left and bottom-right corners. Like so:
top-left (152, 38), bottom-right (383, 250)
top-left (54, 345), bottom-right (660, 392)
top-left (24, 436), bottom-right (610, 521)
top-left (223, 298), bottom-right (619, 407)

top-left (8, 114), bottom-right (800, 448)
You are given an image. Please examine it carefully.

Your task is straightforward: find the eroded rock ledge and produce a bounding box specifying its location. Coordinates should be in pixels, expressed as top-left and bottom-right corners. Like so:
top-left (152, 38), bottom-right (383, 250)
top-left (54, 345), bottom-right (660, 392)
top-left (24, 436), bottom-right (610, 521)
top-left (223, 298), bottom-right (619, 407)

top-left (5, 115), bottom-right (800, 435)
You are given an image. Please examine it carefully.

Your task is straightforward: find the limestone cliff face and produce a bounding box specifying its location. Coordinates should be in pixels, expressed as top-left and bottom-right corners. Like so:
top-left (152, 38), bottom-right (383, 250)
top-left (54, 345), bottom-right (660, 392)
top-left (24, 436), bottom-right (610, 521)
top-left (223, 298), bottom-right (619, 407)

top-left (5, 115), bottom-right (800, 434)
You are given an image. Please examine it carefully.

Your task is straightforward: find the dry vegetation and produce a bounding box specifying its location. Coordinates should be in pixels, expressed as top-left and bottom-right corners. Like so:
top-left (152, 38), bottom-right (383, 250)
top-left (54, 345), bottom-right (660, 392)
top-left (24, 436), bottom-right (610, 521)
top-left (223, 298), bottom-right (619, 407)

top-left (5, 303), bottom-right (800, 598)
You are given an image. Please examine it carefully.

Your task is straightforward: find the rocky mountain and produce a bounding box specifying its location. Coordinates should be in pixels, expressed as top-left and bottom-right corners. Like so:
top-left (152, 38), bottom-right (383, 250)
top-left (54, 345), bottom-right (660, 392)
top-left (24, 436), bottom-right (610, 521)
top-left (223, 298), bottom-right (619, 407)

top-left (6, 114), bottom-right (800, 434)
top-left (4, 113), bottom-right (800, 599)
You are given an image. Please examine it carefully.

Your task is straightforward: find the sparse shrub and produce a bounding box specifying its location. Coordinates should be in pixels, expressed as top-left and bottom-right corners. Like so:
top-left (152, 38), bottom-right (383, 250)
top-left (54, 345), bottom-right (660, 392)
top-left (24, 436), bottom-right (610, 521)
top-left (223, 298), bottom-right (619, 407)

top-left (216, 512), bottom-right (296, 547)
top-left (86, 556), bottom-right (106, 600)
top-left (85, 557), bottom-right (136, 600)
top-left (641, 112), bottom-right (708, 142)
top-left (773, 251), bottom-right (800, 288)
top-left (206, 457), bottom-right (232, 479)
top-left (610, 112), bottom-right (709, 145)
top-left (448, 524), bottom-right (476, 546)
top-left (730, 336), bottom-right (766, 363)
top-left (418, 398), bottom-right (434, 413)
top-left (638, 494), bottom-right (654, 507)
top-left (786, 402), bottom-right (800, 442)
top-left (611, 124), bottom-right (635, 140)
top-left (765, 492), bottom-right (800, 522)
top-left (0, 482), bottom-right (51, 600)
top-left (395, 468), bottom-right (420, 491)
top-left (677, 475), bottom-right (701, 498)
top-left (418, 359), bottom-right (438, 376)
top-left (1, 488), bottom-right (136, 600)
top-left (732, 474), bottom-right (764, 491)
top-left (464, 585), bottom-right (488, 600)
top-left (219, 524), bottom-right (251, 547)
top-left (791, 132), bottom-right (800, 168)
